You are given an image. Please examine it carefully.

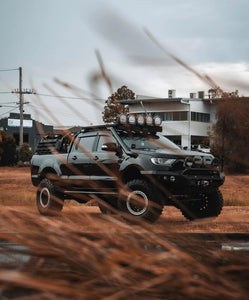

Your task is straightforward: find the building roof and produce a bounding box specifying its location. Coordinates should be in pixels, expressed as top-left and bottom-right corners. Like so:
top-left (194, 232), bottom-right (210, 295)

top-left (120, 98), bottom-right (184, 105)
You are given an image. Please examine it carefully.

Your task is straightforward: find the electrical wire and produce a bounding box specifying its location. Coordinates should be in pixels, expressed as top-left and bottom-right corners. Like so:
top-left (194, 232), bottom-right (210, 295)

top-left (0, 105), bottom-right (17, 108)
top-left (34, 93), bottom-right (104, 101)
top-left (0, 68), bottom-right (19, 72)
top-left (0, 106), bottom-right (19, 117)
top-left (0, 91), bottom-right (105, 100)
top-left (0, 102), bottom-right (18, 104)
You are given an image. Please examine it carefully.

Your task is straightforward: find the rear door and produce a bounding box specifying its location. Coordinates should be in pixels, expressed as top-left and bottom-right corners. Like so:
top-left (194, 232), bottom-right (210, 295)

top-left (89, 133), bottom-right (120, 192)
top-left (67, 132), bottom-right (98, 189)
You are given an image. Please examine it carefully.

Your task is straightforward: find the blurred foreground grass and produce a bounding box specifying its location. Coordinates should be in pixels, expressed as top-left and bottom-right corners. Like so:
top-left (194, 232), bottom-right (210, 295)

top-left (0, 167), bottom-right (248, 299)
top-left (0, 205), bottom-right (249, 299)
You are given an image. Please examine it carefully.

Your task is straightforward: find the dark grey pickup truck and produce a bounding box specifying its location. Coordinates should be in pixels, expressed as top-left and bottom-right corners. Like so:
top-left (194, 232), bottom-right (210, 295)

top-left (31, 114), bottom-right (225, 223)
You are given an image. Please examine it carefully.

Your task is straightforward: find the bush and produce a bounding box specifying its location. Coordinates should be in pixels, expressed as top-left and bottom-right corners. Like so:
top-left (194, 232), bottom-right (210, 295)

top-left (0, 131), bottom-right (17, 166)
top-left (19, 143), bottom-right (33, 163)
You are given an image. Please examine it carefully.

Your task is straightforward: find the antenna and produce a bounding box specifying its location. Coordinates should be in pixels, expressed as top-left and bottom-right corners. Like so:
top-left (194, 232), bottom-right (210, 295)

top-left (140, 101), bottom-right (149, 116)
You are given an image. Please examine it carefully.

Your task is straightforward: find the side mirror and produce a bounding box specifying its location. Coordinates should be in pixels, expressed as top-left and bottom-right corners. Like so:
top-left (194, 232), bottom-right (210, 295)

top-left (102, 142), bottom-right (120, 153)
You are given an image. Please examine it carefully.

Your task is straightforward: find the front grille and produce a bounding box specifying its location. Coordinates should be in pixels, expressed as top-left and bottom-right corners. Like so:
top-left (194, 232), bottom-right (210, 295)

top-left (183, 168), bottom-right (218, 176)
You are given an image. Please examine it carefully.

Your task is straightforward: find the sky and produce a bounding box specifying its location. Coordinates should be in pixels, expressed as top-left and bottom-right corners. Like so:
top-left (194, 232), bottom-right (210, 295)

top-left (0, 0), bottom-right (249, 127)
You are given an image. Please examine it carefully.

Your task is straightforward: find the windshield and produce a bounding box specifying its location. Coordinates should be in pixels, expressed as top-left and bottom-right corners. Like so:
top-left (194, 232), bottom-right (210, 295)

top-left (119, 132), bottom-right (180, 151)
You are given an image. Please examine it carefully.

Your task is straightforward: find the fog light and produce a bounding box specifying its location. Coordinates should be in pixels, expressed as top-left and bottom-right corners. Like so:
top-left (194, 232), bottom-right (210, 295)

top-left (170, 176), bottom-right (176, 182)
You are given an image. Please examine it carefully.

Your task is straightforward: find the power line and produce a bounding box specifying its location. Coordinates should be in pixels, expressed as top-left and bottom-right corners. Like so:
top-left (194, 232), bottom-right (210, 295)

top-left (0, 68), bottom-right (19, 72)
top-left (34, 93), bottom-right (104, 101)
top-left (0, 106), bottom-right (19, 117)
top-left (0, 91), bottom-right (105, 100)
top-left (0, 102), bottom-right (18, 104)
top-left (0, 69), bottom-right (19, 72)
top-left (0, 105), bottom-right (17, 108)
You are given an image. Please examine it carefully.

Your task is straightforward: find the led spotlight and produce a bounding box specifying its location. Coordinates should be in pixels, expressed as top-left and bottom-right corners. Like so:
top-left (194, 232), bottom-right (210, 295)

top-left (154, 116), bottom-right (162, 126)
top-left (185, 157), bottom-right (194, 167)
top-left (146, 115), bottom-right (153, 126)
top-left (137, 115), bottom-right (145, 125)
top-left (119, 114), bottom-right (127, 124)
top-left (128, 115), bottom-right (136, 125)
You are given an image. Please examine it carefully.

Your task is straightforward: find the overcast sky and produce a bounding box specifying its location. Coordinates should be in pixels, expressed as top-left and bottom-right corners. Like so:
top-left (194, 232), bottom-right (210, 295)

top-left (0, 0), bottom-right (249, 126)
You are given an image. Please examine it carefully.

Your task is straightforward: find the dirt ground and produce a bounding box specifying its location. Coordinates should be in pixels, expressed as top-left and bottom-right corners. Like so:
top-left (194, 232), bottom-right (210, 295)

top-left (0, 205), bottom-right (248, 233)
top-left (0, 167), bottom-right (248, 233)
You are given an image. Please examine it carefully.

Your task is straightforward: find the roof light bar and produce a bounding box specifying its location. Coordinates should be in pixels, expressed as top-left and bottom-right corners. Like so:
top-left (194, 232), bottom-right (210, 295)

top-left (118, 114), bottom-right (162, 127)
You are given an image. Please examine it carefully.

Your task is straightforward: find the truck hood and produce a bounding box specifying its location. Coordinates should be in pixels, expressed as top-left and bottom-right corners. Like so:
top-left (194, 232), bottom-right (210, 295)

top-left (132, 148), bottom-right (214, 159)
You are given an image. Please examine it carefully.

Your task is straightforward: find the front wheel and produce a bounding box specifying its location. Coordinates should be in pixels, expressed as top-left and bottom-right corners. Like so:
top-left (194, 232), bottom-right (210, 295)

top-left (180, 189), bottom-right (223, 221)
top-left (118, 179), bottom-right (163, 223)
top-left (36, 178), bottom-right (64, 216)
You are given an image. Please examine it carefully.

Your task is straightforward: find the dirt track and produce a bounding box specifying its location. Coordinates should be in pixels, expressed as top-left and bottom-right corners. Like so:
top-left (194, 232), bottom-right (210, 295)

top-left (0, 205), bottom-right (248, 233)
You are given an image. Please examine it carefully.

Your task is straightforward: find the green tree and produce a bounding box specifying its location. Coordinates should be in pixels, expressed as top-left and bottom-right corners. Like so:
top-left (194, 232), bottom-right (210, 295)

top-left (0, 131), bottom-right (17, 166)
top-left (211, 94), bottom-right (249, 173)
top-left (19, 143), bottom-right (33, 162)
top-left (102, 85), bottom-right (135, 123)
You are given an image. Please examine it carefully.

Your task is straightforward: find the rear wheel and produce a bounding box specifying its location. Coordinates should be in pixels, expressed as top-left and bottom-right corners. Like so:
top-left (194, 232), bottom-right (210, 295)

top-left (36, 178), bottom-right (64, 215)
top-left (180, 189), bottom-right (223, 220)
top-left (118, 179), bottom-right (163, 223)
top-left (98, 196), bottom-right (117, 214)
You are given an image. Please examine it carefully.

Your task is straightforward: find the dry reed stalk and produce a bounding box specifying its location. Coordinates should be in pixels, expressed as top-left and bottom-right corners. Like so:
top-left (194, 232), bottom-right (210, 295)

top-left (0, 207), bottom-right (248, 299)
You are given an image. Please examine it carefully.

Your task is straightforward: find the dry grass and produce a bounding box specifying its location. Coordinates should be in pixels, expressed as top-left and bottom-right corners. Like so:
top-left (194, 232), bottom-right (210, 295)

top-left (0, 167), bottom-right (36, 205)
top-left (220, 175), bottom-right (249, 206)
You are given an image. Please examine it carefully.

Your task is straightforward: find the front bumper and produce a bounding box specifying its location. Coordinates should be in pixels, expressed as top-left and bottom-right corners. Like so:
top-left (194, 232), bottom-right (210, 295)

top-left (140, 169), bottom-right (225, 194)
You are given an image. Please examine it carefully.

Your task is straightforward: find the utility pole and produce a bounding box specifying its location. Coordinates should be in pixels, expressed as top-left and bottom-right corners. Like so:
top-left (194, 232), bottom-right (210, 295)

top-left (12, 67), bottom-right (35, 154)
top-left (19, 67), bottom-right (23, 148)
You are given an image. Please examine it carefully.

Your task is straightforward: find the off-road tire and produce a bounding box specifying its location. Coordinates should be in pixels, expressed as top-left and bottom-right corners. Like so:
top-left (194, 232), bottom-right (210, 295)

top-left (98, 197), bottom-right (117, 214)
top-left (36, 178), bottom-right (64, 216)
top-left (180, 189), bottom-right (223, 221)
top-left (118, 179), bottom-right (163, 223)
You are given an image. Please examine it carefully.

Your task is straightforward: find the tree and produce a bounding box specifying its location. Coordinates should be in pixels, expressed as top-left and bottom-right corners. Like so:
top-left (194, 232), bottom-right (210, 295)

top-left (0, 131), bottom-right (17, 166)
top-left (211, 92), bottom-right (249, 173)
top-left (102, 85), bottom-right (135, 123)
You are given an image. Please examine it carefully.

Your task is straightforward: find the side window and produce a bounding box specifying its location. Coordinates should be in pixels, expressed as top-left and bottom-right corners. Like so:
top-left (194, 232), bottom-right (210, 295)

top-left (75, 136), bottom-right (96, 153)
top-left (97, 135), bottom-right (116, 152)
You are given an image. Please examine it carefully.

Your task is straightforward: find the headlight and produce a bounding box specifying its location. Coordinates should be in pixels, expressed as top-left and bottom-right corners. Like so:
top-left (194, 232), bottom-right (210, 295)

top-left (151, 157), bottom-right (176, 166)
top-left (185, 157), bottom-right (194, 167)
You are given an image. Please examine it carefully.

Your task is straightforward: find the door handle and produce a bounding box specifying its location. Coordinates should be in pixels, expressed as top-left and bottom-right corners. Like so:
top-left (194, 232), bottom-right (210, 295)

top-left (93, 155), bottom-right (99, 161)
top-left (72, 155), bottom-right (77, 160)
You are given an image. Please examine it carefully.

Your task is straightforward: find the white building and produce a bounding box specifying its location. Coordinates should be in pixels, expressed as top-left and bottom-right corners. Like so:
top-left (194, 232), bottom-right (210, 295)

top-left (121, 91), bottom-right (217, 149)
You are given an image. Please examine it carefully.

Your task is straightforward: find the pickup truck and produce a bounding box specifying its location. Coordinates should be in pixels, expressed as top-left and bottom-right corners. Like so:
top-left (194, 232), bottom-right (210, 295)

top-left (31, 114), bottom-right (225, 223)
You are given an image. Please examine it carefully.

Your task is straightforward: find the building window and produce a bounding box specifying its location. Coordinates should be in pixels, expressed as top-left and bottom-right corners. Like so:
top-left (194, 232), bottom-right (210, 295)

top-left (191, 112), bottom-right (210, 123)
top-left (157, 111), bottom-right (188, 121)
